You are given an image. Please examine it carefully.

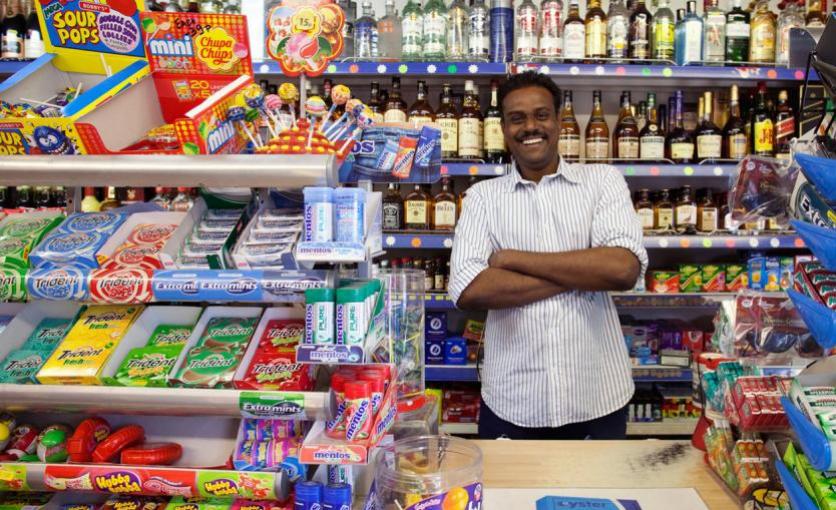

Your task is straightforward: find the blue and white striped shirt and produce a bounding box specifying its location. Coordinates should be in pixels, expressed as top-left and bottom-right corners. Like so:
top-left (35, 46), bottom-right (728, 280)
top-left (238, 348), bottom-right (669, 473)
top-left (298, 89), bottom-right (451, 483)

top-left (448, 158), bottom-right (649, 428)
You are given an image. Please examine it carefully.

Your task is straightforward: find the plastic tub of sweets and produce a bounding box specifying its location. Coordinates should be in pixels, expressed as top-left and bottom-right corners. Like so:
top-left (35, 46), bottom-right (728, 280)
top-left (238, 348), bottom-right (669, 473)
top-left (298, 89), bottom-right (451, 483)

top-left (373, 435), bottom-right (483, 510)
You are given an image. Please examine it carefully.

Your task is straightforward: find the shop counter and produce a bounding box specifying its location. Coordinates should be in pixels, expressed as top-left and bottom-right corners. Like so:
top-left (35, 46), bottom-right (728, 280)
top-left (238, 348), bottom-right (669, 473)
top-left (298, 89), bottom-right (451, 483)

top-left (474, 440), bottom-right (737, 509)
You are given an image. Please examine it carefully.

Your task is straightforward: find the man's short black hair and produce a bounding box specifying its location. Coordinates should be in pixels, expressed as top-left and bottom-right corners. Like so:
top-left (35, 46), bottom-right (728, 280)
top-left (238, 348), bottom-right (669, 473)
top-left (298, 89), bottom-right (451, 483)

top-left (498, 71), bottom-right (561, 118)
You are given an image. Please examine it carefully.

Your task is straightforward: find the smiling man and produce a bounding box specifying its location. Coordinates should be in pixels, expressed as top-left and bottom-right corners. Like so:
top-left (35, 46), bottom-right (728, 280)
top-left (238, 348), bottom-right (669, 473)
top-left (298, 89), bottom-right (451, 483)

top-left (449, 71), bottom-right (649, 440)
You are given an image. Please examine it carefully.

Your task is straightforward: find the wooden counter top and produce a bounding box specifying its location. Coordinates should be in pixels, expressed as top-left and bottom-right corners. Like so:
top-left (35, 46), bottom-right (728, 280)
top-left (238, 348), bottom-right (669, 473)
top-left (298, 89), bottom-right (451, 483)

top-left (473, 440), bottom-right (738, 510)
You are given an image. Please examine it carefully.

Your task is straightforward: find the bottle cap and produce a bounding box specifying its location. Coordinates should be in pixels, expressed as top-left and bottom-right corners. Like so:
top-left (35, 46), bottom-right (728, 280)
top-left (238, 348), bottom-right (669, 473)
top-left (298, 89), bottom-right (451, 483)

top-left (295, 481), bottom-right (324, 503)
top-left (305, 287), bottom-right (335, 303)
top-left (324, 483), bottom-right (353, 505)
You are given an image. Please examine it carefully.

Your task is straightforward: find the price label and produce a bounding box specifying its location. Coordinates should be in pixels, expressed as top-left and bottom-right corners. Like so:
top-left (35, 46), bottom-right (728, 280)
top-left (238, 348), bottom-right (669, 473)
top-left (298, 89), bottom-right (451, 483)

top-left (239, 391), bottom-right (306, 420)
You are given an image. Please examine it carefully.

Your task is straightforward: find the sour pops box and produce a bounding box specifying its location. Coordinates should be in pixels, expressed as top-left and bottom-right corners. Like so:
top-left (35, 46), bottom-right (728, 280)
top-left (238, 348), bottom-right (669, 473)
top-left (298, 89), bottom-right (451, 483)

top-left (37, 305), bottom-right (144, 385)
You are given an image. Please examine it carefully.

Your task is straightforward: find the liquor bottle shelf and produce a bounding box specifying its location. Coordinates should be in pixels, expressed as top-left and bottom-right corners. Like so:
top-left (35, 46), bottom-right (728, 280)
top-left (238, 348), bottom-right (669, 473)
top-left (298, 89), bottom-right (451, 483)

top-left (254, 60), bottom-right (509, 76)
top-left (384, 232), bottom-right (805, 250)
top-left (427, 163), bottom-right (737, 179)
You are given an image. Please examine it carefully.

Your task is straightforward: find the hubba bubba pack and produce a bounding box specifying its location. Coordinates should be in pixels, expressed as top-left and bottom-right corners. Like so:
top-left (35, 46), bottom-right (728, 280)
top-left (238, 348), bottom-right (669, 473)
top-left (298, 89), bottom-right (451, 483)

top-left (0, 0), bottom-right (258, 155)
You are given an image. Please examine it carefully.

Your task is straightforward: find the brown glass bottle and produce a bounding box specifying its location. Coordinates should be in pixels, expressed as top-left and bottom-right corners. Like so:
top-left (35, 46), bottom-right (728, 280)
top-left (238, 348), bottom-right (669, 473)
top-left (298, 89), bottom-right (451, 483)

top-left (751, 82), bottom-right (774, 156)
top-left (666, 90), bottom-right (694, 163)
top-left (558, 90), bottom-right (581, 161)
top-left (384, 77), bottom-right (408, 123)
top-left (99, 187), bottom-right (121, 212)
top-left (585, 90), bottom-right (610, 161)
top-left (434, 257), bottom-right (446, 290)
top-left (382, 183), bottom-right (404, 230)
top-left (805, 0), bottom-right (826, 26)
top-left (697, 188), bottom-right (719, 233)
top-left (774, 89), bottom-right (794, 161)
top-left (640, 93), bottom-right (666, 160)
top-left (634, 188), bottom-right (654, 232)
top-left (723, 84), bottom-right (748, 159)
top-left (458, 176), bottom-right (476, 216)
top-left (614, 92), bottom-right (640, 160)
top-left (433, 177), bottom-right (458, 230)
top-left (404, 184), bottom-right (432, 230)
top-left (458, 80), bottom-right (484, 160)
top-left (585, 0), bottom-right (607, 61)
top-left (483, 80), bottom-right (506, 164)
top-left (674, 185), bottom-right (697, 234)
top-left (424, 258), bottom-right (435, 291)
top-left (696, 91), bottom-right (723, 161)
top-left (654, 188), bottom-right (674, 231)
top-left (368, 82), bottom-right (385, 123)
top-left (437, 84), bottom-right (460, 160)
top-left (409, 80), bottom-right (436, 129)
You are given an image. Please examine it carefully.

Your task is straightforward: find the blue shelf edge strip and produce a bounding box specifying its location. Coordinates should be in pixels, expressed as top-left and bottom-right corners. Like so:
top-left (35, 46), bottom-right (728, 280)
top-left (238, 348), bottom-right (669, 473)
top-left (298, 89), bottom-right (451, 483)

top-left (774, 459), bottom-right (820, 510)
top-left (424, 365), bottom-right (691, 383)
top-left (781, 396), bottom-right (834, 472)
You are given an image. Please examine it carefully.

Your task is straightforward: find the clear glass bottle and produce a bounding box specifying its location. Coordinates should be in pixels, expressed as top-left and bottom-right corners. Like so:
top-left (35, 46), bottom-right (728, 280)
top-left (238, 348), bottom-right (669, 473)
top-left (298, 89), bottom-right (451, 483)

top-left (584, 0), bottom-right (607, 61)
top-left (629, 0), bottom-right (652, 61)
top-left (490, 0), bottom-right (515, 62)
top-left (724, 0), bottom-right (749, 62)
top-left (777, 1), bottom-right (803, 65)
top-left (355, 1), bottom-right (379, 59)
top-left (378, 0), bottom-right (403, 60)
top-left (640, 92), bottom-right (665, 160)
top-left (559, 90), bottom-right (581, 160)
top-left (170, 187), bottom-right (194, 212)
top-left (607, 0), bottom-right (630, 62)
top-left (468, 0), bottom-right (490, 59)
top-left (749, 0), bottom-right (776, 63)
top-left (675, 0), bottom-right (703, 65)
top-left (539, 0), bottom-right (564, 58)
top-left (516, 0), bottom-right (540, 59)
top-left (339, 0), bottom-right (356, 58)
top-left (447, 0), bottom-right (470, 60)
top-left (150, 187), bottom-right (171, 211)
top-left (585, 90), bottom-right (610, 160)
top-left (703, 0), bottom-right (726, 64)
top-left (651, 0), bottom-right (675, 61)
top-left (402, 0), bottom-right (424, 59)
top-left (563, 0), bottom-right (585, 61)
top-left (423, 0), bottom-right (449, 59)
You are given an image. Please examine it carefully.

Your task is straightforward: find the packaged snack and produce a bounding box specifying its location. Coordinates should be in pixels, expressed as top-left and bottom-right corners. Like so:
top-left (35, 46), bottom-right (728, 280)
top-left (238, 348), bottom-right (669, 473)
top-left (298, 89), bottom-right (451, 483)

top-left (779, 257), bottom-right (794, 291)
top-left (259, 319), bottom-right (305, 348)
top-left (238, 348), bottom-right (312, 391)
top-left (6, 424), bottom-right (38, 459)
top-left (248, 228), bottom-right (299, 243)
top-left (125, 224), bottom-right (178, 246)
top-left (60, 305), bottom-right (144, 345)
top-left (0, 350), bottom-right (50, 383)
top-left (193, 228), bottom-right (230, 241)
top-left (726, 264), bottom-right (748, 291)
top-left (764, 257), bottom-right (781, 291)
top-left (36, 424), bottom-right (71, 462)
top-left (114, 345), bottom-right (184, 387)
top-left (649, 271), bottom-right (680, 293)
top-left (679, 265), bottom-right (702, 292)
top-left (198, 317), bottom-right (258, 349)
top-left (120, 442), bottom-right (183, 465)
top-left (0, 213), bottom-right (65, 267)
top-left (701, 265), bottom-right (726, 292)
top-left (67, 417), bottom-right (111, 463)
top-left (175, 346), bottom-right (245, 388)
top-left (147, 324), bottom-right (193, 347)
top-left (91, 425), bottom-right (145, 463)
top-left (22, 318), bottom-right (72, 351)
top-left (747, 254), bottom-right (766, 291)
top-left (61, 212), bottom-right (126, 233)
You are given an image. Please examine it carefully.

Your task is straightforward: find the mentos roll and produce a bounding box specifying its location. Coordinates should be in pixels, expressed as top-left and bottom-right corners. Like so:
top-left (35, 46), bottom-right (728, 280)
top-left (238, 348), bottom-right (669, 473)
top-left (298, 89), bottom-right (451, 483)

top-left (344, 380), bottom-right (372, 441)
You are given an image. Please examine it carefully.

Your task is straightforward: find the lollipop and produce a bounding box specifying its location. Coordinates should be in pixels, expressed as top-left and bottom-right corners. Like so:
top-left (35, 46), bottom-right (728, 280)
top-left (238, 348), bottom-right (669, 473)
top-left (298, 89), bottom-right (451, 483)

top-left (329, 101), bottom-right (366, 142)
top-left (227, 105), bottom-right (260, 148)
top-left (264, 94), bottom-right (284, 132)
top-left (338, 107), bottom-right (374, 155)
top-left (325, 98), bottom-right (363, 139)
top-left (321, 84), bottom-right (350, 133)
top-left (243, 84), bottom-right (278, 139)
top-left (304, 95), bottom-right (327, 149)
top-left (278, 83), bottom-right (299, 128)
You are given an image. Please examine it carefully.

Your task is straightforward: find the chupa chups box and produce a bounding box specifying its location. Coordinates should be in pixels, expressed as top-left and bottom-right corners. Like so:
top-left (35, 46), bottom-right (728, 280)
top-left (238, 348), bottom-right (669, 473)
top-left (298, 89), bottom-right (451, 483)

top-left (36, 305), bottom-right (144, 385)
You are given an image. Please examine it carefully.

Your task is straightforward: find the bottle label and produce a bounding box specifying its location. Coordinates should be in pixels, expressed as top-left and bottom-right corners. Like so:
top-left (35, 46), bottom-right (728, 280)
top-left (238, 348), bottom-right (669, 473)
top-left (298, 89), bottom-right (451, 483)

top-left (637, 208), bottom-right (654, 230)
top-left (607, 17), bottom-right (628, 57)
top-left (384, 109), bottom-right (407, 123)
top-left (540, 5), bottom-right (562, 56)
top-left (410, 116), bottom-right (434, 129)
top-left (434, 274), bottom-right (445, 290)
top-left (704, 14), bottom-right (726, 61)
top-left (434, 201), bottom-right (457, 228)
top-left (563, 24), bottom-right (585, 58)
top-left (750, 24), bottom-right (775, 59)
top-left (617, 137), bottom-right (639, 158)
top-left (754, 119), bottom-right (774, 153)
top-left (728, 133), bottom-right (747, 158)
top-left (653, 20), bottom-right (674, 58)
top-left (484, 118), bottom-right (505, 151)
top-left (671, 142), bottom-right (694, 160)
top-left (402, 15), bottom-right (423, 56)
top-left (2, 31), bottom-right (23, 58)
top-left (405, 200), bottom-right (428, 225)
top-left (458, 118), bottom-right (483, 158)
top-left (423, 13), bottom-right (447, 56)
top-left (656, 208), bottom-right (673, 229)
top-left (726, 22), bottom-right (749, 38)
top-left (516, 34), bottom-right (539, 56)
top-left (640, 136), bottom-right (665, 159)
top-left (775, 117), bottom-right (794, 141)
top-left (24, 32), bottom-right (44, 59)
top-left (630, 14), bottom-right (650, 58)
top-left (585, 138), bottom-right (609, 159)
top-left (558, 134), bottom-right (580, 157)
top-left (684, 22), bottom-right (702, 62)
top-left (438, 118), bottom-right (459, 154)
top-left (699, 209), bottom-right (718, 232)
top-left (586, 18), bottom-right (606, 56)
top-left (382, 203), bottom-right (402, 229)
top-left (696, 134), bottom-right (722, 159)
top-left (516, 6), bottom-right (538, 57)
top-left (676, 204), bottom-right (696, 227)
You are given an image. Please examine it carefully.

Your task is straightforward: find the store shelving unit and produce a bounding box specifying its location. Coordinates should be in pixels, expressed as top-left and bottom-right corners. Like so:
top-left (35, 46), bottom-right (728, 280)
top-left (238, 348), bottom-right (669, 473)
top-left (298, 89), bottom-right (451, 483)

top-left (425, 363), bottom-right (692, 383)
top-left (438, 418), bottom-right (699, 436)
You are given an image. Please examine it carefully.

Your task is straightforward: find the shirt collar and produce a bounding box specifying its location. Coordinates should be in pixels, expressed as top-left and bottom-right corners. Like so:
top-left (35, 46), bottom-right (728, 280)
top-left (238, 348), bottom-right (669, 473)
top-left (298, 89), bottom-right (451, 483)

top-left (506, 156), bottom-right (580, 192)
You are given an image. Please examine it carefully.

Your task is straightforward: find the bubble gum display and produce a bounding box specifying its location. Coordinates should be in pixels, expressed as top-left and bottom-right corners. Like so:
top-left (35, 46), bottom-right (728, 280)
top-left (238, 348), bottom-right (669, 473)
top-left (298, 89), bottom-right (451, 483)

top-left (29, 212), bottom-right (128, 268)
top-left (37, 305), bottom-right (144, 385)
top-left (0, 212), bottom-right (65, 269)
top-left (67, 417), bottom-right (111, 463)
top-left (114, 345), bottom-right (184, 387)
top-left (91, 424), bottom-right (145, 463)
top-left (36, 424), bottom-right (71, 463)
top-left (120, 442), bottom-right (183, 465)
top-left (237, 347), bottom-right (311, 391)
top-left (147, 324), bottom-right (193, 347)
top-left (174, 345), bottom-right (246, 388)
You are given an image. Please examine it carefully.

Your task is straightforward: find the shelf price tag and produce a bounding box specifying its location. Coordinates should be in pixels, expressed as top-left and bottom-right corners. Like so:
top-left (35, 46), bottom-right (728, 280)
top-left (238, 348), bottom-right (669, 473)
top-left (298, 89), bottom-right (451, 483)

top-left (0, 464), bottom-right (29, 491)
top-left (239, 391), bottom-right (306, 420)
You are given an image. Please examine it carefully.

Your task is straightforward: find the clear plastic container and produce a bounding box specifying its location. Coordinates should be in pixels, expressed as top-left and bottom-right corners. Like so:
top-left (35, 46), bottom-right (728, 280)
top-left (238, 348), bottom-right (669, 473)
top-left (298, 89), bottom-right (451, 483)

top-left (393, 394), bottom-right (440, 440)
top-left (303, 187), bottom-right (334, 243)
top-left (333, 187), bottom-right (366, 244)
top-left (373, 435), bottom-right (483, 510)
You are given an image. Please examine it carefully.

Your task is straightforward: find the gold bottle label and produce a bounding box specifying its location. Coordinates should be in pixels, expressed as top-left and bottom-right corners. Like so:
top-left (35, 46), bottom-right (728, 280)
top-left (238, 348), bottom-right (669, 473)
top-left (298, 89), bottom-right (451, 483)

top-left (656, 208), bottom-right (673, 229)
top-left (384, 109), bottom-right (407, 123)
top-left (458, 118), bottom-right (483, 158)
top-left (586, 137), bottom-right (609, 159)
top-left (697, 134), bottom-right (722, 159)
top-left (434, 201), bottom-right (457, 228)
top-left (559, 134), bottom-right (581, 157)
top-left (405, 201), bottom-right (428, 225)
top-left (617, 137), bottom-right (639, 158)
top-left (484, 118), bottom-right (505, 152)
top-left (728, 133), bottom-right (747, 158)
top-left (637, 208), bottom-right (654, 230)
top-left (437, 118), bottom-right (459, 154)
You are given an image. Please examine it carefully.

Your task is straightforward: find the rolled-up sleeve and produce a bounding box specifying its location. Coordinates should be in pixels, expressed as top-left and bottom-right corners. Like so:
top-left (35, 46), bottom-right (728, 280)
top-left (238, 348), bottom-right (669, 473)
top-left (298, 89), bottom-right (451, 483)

top-left (591, 167), bottom-right (649, 285)
top-left (449, 188), bottom-right (492, 307)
